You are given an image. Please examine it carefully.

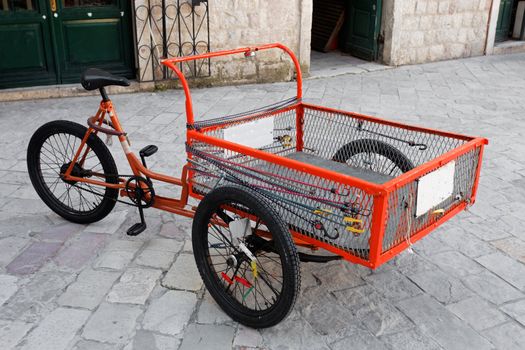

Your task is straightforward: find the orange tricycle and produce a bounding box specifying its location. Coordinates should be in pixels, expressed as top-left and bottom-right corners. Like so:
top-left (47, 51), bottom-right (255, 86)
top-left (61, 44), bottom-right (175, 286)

top-left (27, 43), bottom-right (487, 328)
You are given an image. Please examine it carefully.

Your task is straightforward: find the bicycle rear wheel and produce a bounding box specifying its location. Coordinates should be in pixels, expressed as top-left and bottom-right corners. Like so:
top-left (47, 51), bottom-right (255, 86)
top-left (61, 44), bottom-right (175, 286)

top-left (332, 138), bottom-right (414, 176)
top-left (192, 185), bottom-right (301, 328)
top-left (27, 120), bottom-right (119, 223)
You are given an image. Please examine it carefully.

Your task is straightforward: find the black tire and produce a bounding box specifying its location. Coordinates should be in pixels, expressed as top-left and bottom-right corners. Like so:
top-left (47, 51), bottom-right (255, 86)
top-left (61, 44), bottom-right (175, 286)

top-left (27, 120), bottom-right (119, 224)
top-left (332, 138), bottom-right (414, 176)
top-left (192, 185), bottom-right (300, 328)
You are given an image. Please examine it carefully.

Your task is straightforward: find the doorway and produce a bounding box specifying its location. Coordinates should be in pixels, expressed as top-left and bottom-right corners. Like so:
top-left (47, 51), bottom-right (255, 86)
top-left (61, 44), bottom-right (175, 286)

top-left (0, 0), bottom-right (134, 89)
top-left (495, 0), bottom-right (520, 42)
top-left (310, 0), bottom-right (382, 60)
top-left (309, 0), bottom-right (383, 77)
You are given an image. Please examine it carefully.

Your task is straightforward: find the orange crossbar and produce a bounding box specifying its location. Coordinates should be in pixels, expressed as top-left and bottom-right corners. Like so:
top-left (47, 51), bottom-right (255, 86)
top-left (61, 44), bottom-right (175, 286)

top-left (161, 43), bottom-right (303, 125)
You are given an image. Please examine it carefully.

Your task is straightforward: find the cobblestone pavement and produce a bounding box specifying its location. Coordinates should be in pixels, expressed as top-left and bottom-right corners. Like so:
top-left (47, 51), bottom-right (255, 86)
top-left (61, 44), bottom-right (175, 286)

top-left (1, 52), bottom-right (525, 350)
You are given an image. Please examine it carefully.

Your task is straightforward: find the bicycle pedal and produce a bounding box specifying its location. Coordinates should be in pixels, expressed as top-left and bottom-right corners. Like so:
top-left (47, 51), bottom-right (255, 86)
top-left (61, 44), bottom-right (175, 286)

top-left (139, 145), bottom-right (158, 158)
top-left (127, 222), bottom-right (147, 236)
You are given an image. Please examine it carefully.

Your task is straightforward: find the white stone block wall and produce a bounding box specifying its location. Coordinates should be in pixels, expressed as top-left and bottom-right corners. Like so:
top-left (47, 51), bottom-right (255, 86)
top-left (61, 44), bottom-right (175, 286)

top-left (382, 0), bottom-right (492, 65)
top-left (133, 0), bottom-right (312, 84)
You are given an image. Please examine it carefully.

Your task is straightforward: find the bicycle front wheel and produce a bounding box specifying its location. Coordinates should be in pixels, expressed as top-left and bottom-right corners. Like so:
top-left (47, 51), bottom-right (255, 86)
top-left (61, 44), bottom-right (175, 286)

top-left (27, 120), bottom-right (119, 223)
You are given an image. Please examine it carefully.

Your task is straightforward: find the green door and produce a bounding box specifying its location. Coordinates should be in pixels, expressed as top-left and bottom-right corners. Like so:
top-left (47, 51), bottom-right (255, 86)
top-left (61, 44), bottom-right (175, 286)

top-left (340, 0), bottom-right (382, 61)
top-left (495, 0), bottom-right (515, 42)
top-left (0, 0), bottom-right (134, 88)
top-left (0, 0), bottom-right (57, 88)
top-left (51, 0), bottom-right (134, 83)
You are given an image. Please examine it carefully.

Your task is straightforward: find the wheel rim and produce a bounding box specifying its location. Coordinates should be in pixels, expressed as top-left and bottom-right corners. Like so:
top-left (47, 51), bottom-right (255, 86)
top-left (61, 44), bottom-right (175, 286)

top-left (37, 132), bottom-right (107, 214)
top-left (204, 201), bottom-right (285, 314)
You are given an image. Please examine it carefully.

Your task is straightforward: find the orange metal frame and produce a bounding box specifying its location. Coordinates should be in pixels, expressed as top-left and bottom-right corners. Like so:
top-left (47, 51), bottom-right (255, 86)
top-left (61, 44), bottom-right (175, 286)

top-left (62, 43), bottom-right (488, 269)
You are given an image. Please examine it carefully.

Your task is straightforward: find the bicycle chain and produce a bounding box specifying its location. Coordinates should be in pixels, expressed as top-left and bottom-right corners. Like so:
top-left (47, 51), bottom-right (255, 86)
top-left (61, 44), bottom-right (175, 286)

top-left (68, 172), bottom-right (153, 208)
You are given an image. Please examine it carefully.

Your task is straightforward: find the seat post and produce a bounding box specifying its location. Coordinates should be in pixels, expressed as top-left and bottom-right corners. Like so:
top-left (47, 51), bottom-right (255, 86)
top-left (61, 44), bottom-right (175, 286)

top-left (99, 87), bottom-right (110, 101)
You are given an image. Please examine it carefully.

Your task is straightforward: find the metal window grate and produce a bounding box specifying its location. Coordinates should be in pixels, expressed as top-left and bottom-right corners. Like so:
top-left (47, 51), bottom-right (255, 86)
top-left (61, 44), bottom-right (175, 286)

top-left (135, 0), bottom-right (210, 82)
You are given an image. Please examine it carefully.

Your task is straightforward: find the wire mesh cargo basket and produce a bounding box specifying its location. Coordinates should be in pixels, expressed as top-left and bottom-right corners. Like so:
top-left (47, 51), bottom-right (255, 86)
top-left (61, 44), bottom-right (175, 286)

top-left (186, 99), bottom-right (487, 268)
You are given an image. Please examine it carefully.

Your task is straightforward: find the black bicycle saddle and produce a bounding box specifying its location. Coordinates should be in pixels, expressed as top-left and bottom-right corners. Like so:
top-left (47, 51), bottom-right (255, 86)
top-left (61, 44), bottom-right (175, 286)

top-left (81, 68), bottom-right (130, 91)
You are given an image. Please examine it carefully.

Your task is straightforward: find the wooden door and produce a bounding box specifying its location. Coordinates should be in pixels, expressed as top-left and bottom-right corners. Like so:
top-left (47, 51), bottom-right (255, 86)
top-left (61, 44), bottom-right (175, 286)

top-left (341, 0), bottom-right (382, 61)
top-left (51, 0), bottom-right (135, 83)
top-left (0, 0), bottom-right (58, 88)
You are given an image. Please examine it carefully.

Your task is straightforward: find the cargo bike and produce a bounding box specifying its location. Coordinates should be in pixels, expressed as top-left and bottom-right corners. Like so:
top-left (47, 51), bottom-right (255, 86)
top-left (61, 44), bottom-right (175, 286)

top-left (27, 43), bottom-right (488, 328)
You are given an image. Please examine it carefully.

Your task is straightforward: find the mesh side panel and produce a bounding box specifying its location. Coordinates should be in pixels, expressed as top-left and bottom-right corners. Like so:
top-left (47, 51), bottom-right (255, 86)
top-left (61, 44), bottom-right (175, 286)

top-left (201, 108), bottom-right (297, 155)
top-left (302, 107), bottom-right (467, 175)
top-left (188, 142), bottom-right (374, 260)
top-left (382, 146), bottom-right (481, 253)
top-left (188, 105), bottom-right (481, 264)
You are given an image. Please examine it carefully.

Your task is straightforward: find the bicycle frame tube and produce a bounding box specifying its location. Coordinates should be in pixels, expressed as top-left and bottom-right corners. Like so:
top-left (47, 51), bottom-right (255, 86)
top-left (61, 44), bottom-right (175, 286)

top-left (161, 43), bottom-right (303, 125)
top-left (62, 100), bottom-right (191, 213)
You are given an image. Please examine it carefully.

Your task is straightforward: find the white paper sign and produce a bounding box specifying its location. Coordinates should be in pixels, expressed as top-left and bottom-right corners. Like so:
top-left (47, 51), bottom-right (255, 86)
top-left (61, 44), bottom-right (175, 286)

top-left (416, 161), bottom-right (455, 217)
top-left (223, 117), bottom-right (274, 149)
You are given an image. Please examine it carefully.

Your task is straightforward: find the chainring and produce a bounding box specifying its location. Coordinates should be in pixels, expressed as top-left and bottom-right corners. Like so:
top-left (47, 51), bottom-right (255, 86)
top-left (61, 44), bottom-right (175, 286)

top-left (125, 176), bottom-right (155, 208)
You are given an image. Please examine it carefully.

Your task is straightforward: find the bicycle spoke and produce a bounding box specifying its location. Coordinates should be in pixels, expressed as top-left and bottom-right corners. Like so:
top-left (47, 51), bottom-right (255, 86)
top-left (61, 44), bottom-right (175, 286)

top-left (204, 204), bottom-right (286, 314)
top-left (38, 131), bottom-right (106, 215)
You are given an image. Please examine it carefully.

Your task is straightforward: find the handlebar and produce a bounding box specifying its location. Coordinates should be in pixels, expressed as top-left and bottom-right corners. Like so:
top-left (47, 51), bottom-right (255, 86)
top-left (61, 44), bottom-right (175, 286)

top-left (161, 43), bottom-right (303, 125)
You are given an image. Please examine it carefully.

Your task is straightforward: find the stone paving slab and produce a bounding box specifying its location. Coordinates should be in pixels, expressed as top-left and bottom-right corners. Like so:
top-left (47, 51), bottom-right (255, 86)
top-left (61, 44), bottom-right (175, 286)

top-left (397, 295), bottom-right (494, 350)
top-left (93, 239), bottom-right (143, 270)
top-left (406, 267), bottom-right (474, 304)
top-left (197, 292), bottom-right (232, 325)
top-left (179, 324), bottom-right (235, 350)
top-left (0, 271), bottom-right (75, 323)
top-left (19, 307), bottom-right (90, 350)
top-left (142, 290), bottom-right (197, 336)
top-left (82, 302), bottom-right (143, 344)
top-left (476, 252), bottom-right (525, 291)
top-left (54, 233), bottom-right (107, 270)
top-left (58, 268), bottom-right (121, 310)
top-left (162, 253), bottom-right (202, 291)
top-left (334, 285), bottom-right (414, 337)
top-left (0, 319), bottom-right (33, 349)
top-left (6, 241), bottom-right (63, 275)
top-left (446, 296), bottom-right (508, 331)
top-left (123, 330), bottom-right (181, 350)
top-left (500, 299), bottom-right (525, 327)
top-left (0, 274), bottom-right (18, 306)
top-left (0, 236), bottom-right (29, 267)
top-left (107, 267), bottom-right (162, 305)
top-left (1, 52), bottom-right (525, 349)
top-left (378, 328), bottom-right (442, 350)
top-left (461, 270), bottom-right (523, 306)
top-left (483, 321), bottom-right (525, 350)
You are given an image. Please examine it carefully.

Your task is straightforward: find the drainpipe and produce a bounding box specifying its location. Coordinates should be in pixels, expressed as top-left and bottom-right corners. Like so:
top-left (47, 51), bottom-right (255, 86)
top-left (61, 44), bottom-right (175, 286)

top-left (484, 0), bottom-right (496, 55)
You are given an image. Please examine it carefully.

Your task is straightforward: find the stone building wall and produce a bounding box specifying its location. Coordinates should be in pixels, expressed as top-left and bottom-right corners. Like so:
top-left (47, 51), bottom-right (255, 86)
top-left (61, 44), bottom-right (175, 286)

top-left (199, 0), bottom-right (312, 85)
top-left (382, 0), bottom-right (492, 65)
top-left (133, 0), bottom-right (312, 84)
